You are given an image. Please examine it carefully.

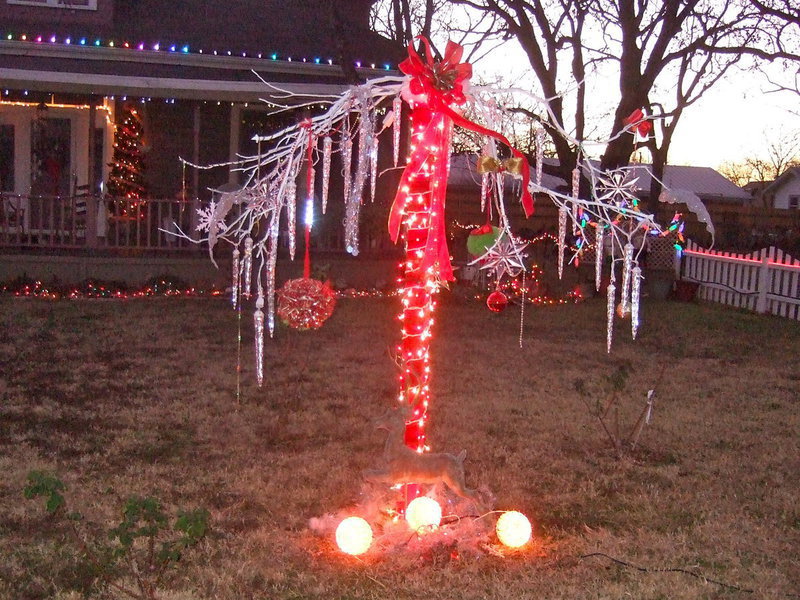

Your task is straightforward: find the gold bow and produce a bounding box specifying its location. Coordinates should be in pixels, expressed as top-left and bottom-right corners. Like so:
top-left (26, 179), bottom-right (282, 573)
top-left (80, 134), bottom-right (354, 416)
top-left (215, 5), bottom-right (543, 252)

top-left (477, 156), bottom-right (525, 176)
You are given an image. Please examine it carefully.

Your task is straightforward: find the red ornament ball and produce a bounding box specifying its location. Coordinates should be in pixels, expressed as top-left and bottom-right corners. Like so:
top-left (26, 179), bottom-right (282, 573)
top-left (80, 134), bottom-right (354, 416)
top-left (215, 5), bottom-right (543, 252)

top-left (277, 278), bottom-right (336, 330)
top-left (486, 290), bottom-right (509, 313)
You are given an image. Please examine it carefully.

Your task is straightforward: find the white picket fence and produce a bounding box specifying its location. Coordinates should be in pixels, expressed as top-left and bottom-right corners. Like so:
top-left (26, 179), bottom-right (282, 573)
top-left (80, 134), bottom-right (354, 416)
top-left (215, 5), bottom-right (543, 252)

top-left (678, 240), bottom-right (800, 320)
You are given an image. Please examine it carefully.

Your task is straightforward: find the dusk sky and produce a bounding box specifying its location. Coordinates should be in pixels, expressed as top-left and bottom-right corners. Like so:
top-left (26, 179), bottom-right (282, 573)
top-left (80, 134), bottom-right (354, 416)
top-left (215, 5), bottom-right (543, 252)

top-left (471, 35), bottom-right (800, 169)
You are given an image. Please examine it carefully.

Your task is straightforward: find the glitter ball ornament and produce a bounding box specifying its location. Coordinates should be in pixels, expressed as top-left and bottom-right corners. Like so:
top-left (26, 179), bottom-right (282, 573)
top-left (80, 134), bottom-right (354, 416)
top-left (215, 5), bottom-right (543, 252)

top-left (486, 289), bottom-right (509, 313)
top-left (277, 278), bottom-right (336, 330)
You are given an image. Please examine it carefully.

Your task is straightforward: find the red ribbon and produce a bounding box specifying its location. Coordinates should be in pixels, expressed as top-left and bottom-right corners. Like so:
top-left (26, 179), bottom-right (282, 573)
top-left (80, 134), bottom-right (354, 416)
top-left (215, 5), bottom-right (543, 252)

top-left (624, 108), bottom-right (653, 138)
top-left (389, 38), bottom-right (534, 281)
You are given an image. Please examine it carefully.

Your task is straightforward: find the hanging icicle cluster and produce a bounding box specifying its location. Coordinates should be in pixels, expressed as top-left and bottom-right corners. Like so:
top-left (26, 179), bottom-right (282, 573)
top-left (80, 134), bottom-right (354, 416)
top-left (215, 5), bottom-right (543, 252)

top-left (180, 40), bottom-right (679, 384)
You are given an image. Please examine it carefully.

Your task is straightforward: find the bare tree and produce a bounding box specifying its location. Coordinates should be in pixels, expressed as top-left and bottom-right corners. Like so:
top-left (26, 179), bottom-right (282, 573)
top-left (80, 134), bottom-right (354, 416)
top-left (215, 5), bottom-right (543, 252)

top-left (371, 0), bottom-right (800, 213)
top-left (446, 1), bottom-right (795, 211)
top-left (750, 0), bottom-right (800, 106)
top-left (719, 130), bottom-right (800, 192)
top-left (370, 0), bottom-right (505, 63)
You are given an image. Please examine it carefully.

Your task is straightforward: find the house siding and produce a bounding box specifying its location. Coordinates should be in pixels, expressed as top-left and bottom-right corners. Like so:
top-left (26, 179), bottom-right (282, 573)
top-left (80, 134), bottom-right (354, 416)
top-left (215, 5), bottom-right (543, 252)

top-left (772, 173), bottom-right (800, 210)
top-left (0, 0), bottom-right (113, 30)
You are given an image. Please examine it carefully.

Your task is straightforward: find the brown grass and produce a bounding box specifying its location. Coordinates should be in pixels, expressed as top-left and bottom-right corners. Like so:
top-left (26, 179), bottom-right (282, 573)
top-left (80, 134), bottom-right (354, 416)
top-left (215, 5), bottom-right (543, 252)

top-left (0, 291), bottom-right (798, 599)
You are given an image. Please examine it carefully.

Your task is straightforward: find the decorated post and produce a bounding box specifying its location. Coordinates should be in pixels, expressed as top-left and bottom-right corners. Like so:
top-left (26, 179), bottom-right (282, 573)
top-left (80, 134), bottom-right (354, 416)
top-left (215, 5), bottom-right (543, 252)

top-left (387, 40), bottom-right (537, 505)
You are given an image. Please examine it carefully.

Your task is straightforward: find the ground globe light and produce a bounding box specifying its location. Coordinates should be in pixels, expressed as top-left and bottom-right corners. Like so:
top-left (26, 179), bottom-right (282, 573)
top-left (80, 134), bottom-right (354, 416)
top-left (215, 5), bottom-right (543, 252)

top-left (335, 516), bottom-right (373, 555)
top-left (496, 511), bottom-right (532, 548)
top-left (405, 496), bottom-right (442, 532)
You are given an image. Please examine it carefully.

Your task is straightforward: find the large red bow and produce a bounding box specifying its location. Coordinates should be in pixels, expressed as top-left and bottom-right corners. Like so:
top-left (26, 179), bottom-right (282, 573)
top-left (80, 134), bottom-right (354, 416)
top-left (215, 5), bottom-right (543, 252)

top-left (399, 38), bottom-right (472, 107)
top-left (389, 38), bottom-right (535, 282)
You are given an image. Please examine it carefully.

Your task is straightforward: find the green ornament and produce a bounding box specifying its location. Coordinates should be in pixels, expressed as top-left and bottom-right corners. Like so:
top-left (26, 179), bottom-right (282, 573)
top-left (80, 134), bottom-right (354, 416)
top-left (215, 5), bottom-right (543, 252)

top-left (467, 225), bottom-right (503, 256)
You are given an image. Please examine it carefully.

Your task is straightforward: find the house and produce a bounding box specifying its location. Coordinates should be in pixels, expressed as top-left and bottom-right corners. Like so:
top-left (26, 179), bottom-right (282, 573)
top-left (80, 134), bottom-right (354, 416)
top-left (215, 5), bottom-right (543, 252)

top-left (0, 0), bottom-right (402, 251)
top-left (762, 167), bottom-right (800, 210)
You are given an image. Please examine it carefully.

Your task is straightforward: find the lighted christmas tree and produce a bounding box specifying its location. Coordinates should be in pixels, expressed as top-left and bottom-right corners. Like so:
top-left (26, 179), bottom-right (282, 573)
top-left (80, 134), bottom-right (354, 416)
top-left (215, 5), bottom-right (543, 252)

top-left (107, 105), bottom-right (146, 217)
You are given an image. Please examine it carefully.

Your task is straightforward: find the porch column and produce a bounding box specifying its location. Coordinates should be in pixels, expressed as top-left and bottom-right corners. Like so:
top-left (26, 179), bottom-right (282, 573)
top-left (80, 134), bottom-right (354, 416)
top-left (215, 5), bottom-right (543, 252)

top-left (228, 103), bottom-right (241, 186)
top-left (85, 95), bottom-right (98, 248)
top-left (191, 102), bottom-right (201, 233)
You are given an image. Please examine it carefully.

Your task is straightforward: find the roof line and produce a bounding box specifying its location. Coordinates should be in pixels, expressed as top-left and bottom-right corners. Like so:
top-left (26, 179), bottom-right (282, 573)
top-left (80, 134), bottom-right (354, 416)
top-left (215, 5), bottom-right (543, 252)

top-left (0, 67), bottom-right (350, 101)
top-left (0, 40), bottom-right (395, 77)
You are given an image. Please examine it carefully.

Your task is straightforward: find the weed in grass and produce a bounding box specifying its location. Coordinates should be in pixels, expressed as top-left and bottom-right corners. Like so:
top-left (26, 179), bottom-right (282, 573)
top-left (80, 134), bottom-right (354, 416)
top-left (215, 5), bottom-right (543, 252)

top-left (23, 470), bottom-right (209, 600)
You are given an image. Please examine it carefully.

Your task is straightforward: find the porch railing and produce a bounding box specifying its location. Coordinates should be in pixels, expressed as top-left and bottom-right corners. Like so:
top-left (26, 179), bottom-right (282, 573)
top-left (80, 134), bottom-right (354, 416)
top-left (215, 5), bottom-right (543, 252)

top-left (0, 193), bottom-right (200, 251)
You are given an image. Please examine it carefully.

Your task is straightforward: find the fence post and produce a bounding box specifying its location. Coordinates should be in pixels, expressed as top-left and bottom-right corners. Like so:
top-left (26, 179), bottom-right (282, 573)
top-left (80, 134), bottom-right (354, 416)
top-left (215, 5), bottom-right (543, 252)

top-left (755, 255), bottom-right (769, 314)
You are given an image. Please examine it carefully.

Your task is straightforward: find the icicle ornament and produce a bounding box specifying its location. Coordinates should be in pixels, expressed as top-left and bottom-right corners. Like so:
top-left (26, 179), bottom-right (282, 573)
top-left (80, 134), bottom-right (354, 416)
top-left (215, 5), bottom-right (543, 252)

top-left (631, 266), bottom-right (642, 339)
top-left (286, 178), bottom-right (297, 260)
top-left (267, 219), bottom-right (279, 337)
top-left (557, 206), bottom-right (568, 280)
top-left (370, 135), bottom-right (379, 203)
top-left (342, 128), bottom-right (353, 207)
top-left (231, 247), bottom-right (240, 308)
top-left (571, 167), bottom-right (580, 234)
top-left (392, 95), bottom-right (402, 166)
top-left (321, 135), bottom-right (332, 214)
top-left (535, 128), bottom-right (545, 186)
top-left (571, 167), bottom-right (580, 199)
top-left (254, 294), bottom-right (265, 387)
top-left (480, 173), bottom-right (490, 212)
top-left (621, 242), bottom-right (634, 313)
top-left (242, 237), bottom-right (253, 298)
top-left (606, 280), bottom-right (616, 353)
top-left (595, 226), bottom-right (604, 291)
top-left (496, 172), bottom-right (504, 206)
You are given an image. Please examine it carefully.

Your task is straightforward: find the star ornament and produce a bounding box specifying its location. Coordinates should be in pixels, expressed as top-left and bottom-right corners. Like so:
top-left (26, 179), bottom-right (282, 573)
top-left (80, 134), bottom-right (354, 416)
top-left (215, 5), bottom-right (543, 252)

top-left (597, 170), bottom-right (639, 207)
top-left (469, 235), bottom-right (528, 281)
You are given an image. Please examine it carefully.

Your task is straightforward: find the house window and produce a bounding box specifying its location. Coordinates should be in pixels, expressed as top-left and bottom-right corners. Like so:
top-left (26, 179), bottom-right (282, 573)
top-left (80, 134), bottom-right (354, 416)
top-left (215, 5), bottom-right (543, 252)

top-left (790, 196), bottom-right (799, 210)
top-left (7, 0), bottom-right (97, 10)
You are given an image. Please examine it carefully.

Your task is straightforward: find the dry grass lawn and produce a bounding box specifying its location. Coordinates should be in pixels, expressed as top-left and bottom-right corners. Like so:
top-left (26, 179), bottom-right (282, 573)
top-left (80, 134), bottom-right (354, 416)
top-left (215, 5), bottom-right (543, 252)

top-left (0, 291), bottom-right (798, 599)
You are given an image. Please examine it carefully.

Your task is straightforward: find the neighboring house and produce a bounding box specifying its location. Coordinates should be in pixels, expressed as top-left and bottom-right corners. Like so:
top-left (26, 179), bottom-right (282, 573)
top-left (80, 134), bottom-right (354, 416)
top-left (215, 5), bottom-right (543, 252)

top-left (743, 180), bottom-right (771, 207)
top-left (762, 167), bottom-right (800, 210)
top-left (0, 0), bottom-right (401, 243)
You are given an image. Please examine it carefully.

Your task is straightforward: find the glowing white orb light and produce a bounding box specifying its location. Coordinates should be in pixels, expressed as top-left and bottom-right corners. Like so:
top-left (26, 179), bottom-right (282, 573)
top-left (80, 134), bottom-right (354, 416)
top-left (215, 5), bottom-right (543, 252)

top-left (406, 496), bottom-right (442, 532)
top-left (496, 511), bottom-right (532, 548)
top-left (335, 516), bottom-right (373, 555)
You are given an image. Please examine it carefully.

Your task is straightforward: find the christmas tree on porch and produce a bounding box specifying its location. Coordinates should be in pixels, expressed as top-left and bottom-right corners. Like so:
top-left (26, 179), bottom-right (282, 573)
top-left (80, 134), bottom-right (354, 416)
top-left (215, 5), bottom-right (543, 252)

top-left (107, 104), bottom-right (146, 219)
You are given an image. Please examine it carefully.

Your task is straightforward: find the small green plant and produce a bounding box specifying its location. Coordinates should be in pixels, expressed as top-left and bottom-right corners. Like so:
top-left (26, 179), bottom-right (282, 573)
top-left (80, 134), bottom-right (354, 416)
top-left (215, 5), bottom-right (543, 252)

top-left (24, 470), bottom-right (209, 600)
top-left (574, 362), bottom-right (665, 458)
